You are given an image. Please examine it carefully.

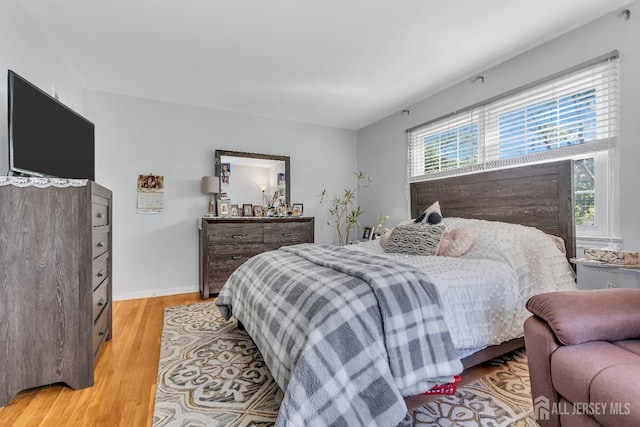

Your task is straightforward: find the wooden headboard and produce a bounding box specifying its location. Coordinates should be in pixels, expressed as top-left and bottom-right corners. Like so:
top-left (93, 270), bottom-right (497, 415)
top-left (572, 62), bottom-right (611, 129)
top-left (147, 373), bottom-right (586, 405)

top-left (410, 160), bottom-right (575, 261)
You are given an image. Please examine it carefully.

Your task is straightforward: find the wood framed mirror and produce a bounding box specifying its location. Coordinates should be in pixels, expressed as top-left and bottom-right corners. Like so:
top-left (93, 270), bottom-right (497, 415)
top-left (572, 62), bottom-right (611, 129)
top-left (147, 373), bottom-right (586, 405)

top-left (214, 150), bottom-right (291, 207)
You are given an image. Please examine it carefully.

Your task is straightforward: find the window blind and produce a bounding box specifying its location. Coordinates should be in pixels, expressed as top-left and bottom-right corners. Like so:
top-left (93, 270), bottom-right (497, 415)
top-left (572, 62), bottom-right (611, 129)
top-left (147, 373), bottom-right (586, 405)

top-left (408, 54), bottom-right (619, 182)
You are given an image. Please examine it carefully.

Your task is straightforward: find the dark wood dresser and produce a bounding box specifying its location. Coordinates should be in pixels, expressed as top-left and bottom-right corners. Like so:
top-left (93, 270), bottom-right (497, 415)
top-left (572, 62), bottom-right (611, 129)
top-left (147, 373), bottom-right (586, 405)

top-left (0, 178), bottom-right (112, 406)
top-left (199, 216), bottom-right (314, 298)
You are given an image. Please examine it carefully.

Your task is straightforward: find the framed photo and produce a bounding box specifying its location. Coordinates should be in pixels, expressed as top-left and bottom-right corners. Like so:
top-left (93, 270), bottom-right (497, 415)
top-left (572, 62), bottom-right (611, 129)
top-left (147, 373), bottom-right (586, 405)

top-left (242, 204), bottom-right (253, 217)
top-left (362, 226), bottom-right (373, 240)
top-left (217, 200), bottom-right (231, 217)
top-left (292, 203), bottom-right (303, 217)
top-left (230, 204), bottom-right (239, 217)
top-left (253, 205), bottom-right (263, 217)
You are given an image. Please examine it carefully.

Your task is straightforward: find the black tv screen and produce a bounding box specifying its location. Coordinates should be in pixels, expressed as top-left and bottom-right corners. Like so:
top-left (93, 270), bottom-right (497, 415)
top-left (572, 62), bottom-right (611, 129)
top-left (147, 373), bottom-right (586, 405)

top-left (8, 70), bottom-right (95, 180)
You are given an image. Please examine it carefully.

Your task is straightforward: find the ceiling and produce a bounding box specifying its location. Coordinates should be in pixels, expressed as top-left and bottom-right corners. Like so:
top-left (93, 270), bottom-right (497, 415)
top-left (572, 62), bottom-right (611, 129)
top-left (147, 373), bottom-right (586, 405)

top-left (18, 0), bottom-right (630, 130)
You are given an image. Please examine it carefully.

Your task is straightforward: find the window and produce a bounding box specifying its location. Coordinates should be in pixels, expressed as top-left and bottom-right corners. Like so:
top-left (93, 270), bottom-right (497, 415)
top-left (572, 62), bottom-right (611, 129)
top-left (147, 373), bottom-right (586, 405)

top-left (408, 53), bottom-right (619, 237)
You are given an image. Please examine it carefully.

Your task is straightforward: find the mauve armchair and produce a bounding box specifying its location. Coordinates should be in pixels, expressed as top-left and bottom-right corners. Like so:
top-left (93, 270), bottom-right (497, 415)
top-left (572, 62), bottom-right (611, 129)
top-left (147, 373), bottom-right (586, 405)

top-left (524, 288), bottom-right (640, 427)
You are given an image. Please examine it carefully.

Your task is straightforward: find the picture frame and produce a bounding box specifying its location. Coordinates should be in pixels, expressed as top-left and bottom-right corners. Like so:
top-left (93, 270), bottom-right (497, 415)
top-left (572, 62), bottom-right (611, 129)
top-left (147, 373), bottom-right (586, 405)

top-left (292, 203), bottom-right (303, 217)
top-left (230, 204), bottom-right (239, 217)
top-left (242, 204), bottom-right (253, 217)
top-left (362, 226), bottom-right (373, 240)
top-left (217, 200), bottom-right (231, 217)
top-left (253, 205), bottom-right (263, 217)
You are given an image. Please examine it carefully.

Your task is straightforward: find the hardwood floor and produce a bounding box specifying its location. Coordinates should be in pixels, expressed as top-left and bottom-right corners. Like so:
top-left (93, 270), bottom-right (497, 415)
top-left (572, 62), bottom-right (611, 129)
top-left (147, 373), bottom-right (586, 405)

top-left (0, 292), bottom-right (508, 427)
top-left (0, 292), bottom-right (203, 427)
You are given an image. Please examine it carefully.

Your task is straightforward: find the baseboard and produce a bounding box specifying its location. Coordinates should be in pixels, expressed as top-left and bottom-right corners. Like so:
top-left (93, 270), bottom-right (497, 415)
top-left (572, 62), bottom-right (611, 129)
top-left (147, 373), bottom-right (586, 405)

top-left (113, 285), bottom-right (199, 301)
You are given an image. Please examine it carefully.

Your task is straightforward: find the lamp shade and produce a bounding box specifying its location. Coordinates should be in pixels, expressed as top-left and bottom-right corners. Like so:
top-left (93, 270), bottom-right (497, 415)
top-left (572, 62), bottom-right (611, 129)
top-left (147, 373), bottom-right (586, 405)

top-left (201, 176), bottom-right (220, 194)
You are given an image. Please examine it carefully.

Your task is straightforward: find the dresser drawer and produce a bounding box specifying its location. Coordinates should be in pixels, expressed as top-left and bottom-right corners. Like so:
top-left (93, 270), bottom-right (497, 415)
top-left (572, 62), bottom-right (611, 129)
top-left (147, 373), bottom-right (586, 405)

top-left (92, 195), bottom-right (110, 227)
top-left (209, 243), bottom-right (264, 260)
top-left (207, 223), bottom-right (263, 244)
top-left (200, 218), bottom-right (314, 299)
top-left (207, 276), bottom-right (228, 295)
top-left (208, 268), bottom-right (237, 287)
top-left (93, 305), bottom-right (110, 357)
top-left (92, 228), bottom-right (110, 259)
top-left (92, 278), bottom-right (109, 322)
top-left (264, 221), bottom-right (312, 245)
top-left (92, 252), bottom-right (109, 290)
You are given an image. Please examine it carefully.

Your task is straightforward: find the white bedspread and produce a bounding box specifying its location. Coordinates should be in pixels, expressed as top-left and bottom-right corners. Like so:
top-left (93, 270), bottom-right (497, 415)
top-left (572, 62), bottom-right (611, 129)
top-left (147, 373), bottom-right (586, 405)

top-left (350, 217), bottom-right (577, 353)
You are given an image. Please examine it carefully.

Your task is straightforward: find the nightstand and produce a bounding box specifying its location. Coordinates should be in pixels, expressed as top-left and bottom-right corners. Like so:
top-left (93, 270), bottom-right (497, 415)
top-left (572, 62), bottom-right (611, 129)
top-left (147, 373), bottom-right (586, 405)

top-left (572, 258), bottom-right (640, 290)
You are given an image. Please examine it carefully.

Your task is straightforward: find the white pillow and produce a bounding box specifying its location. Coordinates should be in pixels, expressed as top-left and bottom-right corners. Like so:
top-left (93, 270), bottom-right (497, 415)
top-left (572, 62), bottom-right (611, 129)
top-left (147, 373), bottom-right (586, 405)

top-left (398, 201), bottom-right (442, 226)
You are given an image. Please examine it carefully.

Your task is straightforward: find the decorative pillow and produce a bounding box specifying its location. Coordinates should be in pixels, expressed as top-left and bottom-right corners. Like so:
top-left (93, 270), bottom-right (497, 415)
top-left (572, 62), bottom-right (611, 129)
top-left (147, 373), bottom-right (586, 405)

top-left (549, 235), bottom-right (567, 255)
top-left (414, 201), bottom-right (442, 224)
top-left (426, 211), bottom-right (442, 224)
top-left (437, 227), bottom-right (476, 257)
top-left (379, 228), bottom-right (393, 249)
top-left (384, 223), bottom-right (446, 256)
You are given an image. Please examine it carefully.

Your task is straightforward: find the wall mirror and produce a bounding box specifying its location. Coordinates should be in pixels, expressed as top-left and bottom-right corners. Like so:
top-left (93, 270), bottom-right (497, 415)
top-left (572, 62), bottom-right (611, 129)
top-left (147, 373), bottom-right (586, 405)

top-left (214, 150), bottom-right (291, 209)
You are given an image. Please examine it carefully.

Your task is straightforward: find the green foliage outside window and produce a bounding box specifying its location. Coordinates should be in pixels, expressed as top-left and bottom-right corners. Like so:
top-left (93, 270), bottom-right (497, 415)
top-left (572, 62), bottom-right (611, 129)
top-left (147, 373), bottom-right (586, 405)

top-left (574, 158), bottom-right (595, 226)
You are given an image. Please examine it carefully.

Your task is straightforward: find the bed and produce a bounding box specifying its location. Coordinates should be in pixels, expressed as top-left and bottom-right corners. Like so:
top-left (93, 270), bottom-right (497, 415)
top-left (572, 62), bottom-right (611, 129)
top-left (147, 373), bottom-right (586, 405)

top-left (216, 160), bottom-right (577, 426)
top-left (410, 160), bottom-right (576, 365)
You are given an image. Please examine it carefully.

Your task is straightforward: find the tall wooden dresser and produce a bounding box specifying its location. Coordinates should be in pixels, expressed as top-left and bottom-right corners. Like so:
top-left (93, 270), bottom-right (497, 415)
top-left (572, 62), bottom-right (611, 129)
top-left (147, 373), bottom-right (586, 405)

top-left (199, 217), bottom-right (314, 298)
top-left (0, 177), bottom-right (113, 406)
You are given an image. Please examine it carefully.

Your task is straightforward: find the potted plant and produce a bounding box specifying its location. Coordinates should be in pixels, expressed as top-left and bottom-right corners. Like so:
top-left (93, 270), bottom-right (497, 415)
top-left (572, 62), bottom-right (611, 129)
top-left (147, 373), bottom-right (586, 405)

top-left (320, 172), bottom-right (370, 245)
top-left (373, 213), bottom-right (390, 238)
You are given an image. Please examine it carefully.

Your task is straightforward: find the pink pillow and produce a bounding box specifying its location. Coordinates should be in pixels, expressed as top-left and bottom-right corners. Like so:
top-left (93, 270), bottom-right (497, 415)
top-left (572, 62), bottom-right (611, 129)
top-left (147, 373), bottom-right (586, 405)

top-left (437, 227), bottom-right (475, 257)
top-left (379, 228), bottom-right (393, 249)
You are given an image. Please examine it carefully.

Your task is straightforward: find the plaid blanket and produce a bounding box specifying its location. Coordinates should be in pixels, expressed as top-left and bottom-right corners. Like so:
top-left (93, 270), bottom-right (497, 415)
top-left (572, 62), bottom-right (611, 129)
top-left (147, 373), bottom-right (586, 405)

top-left (216, 244), bottom-right (462, 427)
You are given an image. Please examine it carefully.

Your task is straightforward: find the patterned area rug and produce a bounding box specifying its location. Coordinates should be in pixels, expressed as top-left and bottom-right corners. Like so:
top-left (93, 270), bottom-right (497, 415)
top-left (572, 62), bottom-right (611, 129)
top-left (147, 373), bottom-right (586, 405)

top-left (153, 302), bottom-right (536, 426)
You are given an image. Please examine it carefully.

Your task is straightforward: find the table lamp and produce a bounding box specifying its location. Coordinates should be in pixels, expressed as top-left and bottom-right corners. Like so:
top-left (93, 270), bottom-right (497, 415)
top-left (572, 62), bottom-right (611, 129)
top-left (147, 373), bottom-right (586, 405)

top-left (201, 176), bottom-right (220, 216)
top-left (259, 185), bottom-right (268, 207)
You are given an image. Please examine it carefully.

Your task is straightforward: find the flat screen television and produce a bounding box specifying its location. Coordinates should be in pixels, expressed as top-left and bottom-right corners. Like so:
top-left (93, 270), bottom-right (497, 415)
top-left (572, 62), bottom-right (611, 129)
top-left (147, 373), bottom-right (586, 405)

top-left (8, 70), bottom-right (95, 180)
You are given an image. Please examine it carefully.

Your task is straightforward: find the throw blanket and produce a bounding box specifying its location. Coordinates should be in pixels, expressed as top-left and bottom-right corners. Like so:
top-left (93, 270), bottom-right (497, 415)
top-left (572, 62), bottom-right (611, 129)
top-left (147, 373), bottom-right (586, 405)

top-left (217, 244), bottom-right (462, 427)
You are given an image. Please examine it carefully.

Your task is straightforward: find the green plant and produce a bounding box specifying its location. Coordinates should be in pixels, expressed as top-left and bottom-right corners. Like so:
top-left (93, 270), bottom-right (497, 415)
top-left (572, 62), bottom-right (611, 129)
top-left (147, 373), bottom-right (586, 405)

top-left (374, 214), bottom-right (390, 235)
top-left (320, 171), bottom-right (371, 245)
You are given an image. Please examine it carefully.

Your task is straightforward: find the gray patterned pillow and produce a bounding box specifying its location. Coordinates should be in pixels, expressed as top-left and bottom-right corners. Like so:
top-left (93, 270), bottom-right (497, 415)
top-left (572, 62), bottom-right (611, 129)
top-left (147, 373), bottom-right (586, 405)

top-left (384, 223), bottom-right (446, 256)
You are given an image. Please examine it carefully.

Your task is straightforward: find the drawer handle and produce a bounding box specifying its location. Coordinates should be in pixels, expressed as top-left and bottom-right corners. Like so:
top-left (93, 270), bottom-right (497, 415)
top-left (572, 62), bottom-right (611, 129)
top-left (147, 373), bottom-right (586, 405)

top-left (97, 242), bottom-right (105, 248)
top-left (97, 212), bottom-right (104, 219)
top-left (97, 298), bottom-right (105, 307)
top-left (99, 327), bottom-right (106, 337)
top-left (282, 232), bottom-right (293, 237)
top-left (232, 255), bottom-right (243, 260)
top-left (231, 234), bottom-right (247, 239)
top-left (97, 271), bottom-right (104, 277)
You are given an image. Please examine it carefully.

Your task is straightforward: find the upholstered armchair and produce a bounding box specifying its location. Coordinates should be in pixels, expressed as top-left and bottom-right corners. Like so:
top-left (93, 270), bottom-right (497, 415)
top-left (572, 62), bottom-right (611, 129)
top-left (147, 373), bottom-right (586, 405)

top-left (524, 288), bottom-right (640, 427)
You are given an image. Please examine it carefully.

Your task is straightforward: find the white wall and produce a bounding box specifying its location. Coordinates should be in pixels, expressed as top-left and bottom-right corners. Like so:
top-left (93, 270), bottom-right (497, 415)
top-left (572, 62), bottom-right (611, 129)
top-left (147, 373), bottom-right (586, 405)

top-left (83, 90), bottom-right (356, 300)
top-left (0, 0), bottom-right (85, 173)
top-left (357, 2), bottom-right (640, 251)
top-left (1, 0), bottom-right (358, 301)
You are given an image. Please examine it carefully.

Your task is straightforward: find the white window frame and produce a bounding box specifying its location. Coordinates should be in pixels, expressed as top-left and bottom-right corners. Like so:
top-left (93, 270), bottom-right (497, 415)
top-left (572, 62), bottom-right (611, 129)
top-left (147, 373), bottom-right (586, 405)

top-left (574, 152), bottom-right (609, 237)
top-left (407, 52), bottom-right (619, 239)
